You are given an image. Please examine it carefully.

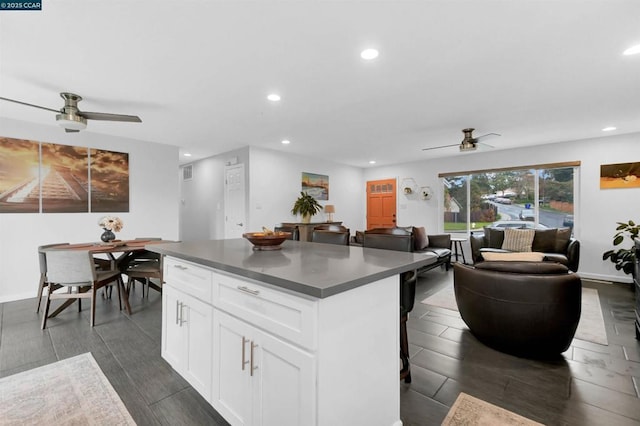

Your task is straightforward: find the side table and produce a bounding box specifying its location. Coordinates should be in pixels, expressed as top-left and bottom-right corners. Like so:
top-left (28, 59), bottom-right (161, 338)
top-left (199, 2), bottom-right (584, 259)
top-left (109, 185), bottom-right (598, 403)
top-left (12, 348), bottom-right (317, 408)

top-left (451, 236), bottom-right (467, 264)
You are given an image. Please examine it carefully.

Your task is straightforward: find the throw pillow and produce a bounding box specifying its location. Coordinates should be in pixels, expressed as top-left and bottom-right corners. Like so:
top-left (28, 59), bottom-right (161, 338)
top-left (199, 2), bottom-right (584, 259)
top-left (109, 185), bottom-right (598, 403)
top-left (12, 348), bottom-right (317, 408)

top-left (555, 227), bottom-right (571, 253)
top-left (481, 251), bottom-right (545, 262)
top-left (501, 228), bottom-right (535, 252)
top-left (532, 228), bottom-right (558, 252)
top-left (483, 227), bottom-right (505, 249)
top-left (413, 226), bottom-right (429, 250)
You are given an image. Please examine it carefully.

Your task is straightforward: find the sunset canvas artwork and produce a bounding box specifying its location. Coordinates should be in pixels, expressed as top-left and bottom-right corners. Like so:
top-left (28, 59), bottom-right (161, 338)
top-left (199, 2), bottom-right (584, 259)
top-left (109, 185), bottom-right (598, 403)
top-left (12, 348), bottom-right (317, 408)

top-left (0, 137), bottom-right (40, 213)
top-left (600, 162), bottom-right (640, 189)
top-left (90, 149), bottom-right (129, 212)
top-left (41, 143), bottom-right (89, 213)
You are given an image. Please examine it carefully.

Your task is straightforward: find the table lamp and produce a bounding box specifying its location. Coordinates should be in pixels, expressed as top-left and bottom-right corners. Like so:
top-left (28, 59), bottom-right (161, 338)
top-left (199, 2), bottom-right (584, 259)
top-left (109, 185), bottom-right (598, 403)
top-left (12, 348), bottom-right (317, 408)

top-left (324, 205), bottom-right (335, 222)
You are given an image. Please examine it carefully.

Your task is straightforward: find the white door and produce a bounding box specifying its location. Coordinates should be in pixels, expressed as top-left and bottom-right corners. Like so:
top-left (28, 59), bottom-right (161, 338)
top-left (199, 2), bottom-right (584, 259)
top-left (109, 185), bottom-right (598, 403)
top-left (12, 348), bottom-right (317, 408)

top-left (183, 293), bottom-right (213, 401)
top-left (212, 310), bottom-right (253, 426)
top-left (162, 286), bottom-right (184, 371)
top-left (225, 164), bottom-right (246, 239)
top-left (252, 329), bottom-right (316, 426)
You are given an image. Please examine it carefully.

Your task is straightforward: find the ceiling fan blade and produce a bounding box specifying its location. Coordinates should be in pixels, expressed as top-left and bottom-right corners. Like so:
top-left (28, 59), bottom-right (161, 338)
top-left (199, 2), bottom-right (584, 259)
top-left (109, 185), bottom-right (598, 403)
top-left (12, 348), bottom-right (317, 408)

top-left (80, 111), bottom-right (142, 122)
top-left (475, 132), bottom-right (501, 142)
top-left (422, 143), bottom-right (460, 151)
top-left (479, 141), bottom-right (495, 149)
top-left (0, 96), bottom-right (60, 113)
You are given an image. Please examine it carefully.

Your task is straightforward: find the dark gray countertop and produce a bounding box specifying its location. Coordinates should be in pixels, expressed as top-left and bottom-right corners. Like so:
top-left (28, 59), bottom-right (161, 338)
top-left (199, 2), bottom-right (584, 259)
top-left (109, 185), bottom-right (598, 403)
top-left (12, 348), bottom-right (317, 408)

top-left (149, 239), bottom-right (437, 298)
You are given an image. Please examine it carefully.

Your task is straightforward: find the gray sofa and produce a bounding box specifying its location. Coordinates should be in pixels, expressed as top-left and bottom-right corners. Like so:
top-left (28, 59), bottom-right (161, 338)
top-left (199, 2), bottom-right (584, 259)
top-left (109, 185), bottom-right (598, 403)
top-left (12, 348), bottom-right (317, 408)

top-left (470, 227), bottom-right (580, 272)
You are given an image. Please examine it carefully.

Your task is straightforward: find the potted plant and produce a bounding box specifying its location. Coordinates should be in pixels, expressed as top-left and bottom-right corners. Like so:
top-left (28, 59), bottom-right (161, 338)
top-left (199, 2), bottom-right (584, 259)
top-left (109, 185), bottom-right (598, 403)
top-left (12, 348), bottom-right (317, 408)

top-left (291, 191), bottom-right (322, 223)
top-left (603, 220), bottom-right (639, 277)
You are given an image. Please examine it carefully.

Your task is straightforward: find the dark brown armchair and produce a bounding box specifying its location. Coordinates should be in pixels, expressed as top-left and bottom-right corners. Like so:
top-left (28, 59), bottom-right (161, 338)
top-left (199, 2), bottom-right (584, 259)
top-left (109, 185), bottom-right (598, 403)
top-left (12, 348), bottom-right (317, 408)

top-left (454, 261), bottom-right (582, 357)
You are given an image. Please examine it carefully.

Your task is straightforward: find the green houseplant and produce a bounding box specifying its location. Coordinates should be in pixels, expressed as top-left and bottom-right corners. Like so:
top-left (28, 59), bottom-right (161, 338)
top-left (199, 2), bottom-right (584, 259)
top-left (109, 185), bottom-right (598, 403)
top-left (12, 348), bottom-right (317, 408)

top-left (291, 191), bottom-right (322, 223)
top-left (602, 220), bottom-right (639, 277)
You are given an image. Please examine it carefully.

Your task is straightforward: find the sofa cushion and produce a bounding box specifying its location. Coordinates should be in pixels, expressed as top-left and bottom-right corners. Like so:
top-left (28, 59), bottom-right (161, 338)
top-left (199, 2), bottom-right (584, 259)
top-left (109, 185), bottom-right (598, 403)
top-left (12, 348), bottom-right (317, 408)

top-left (482, 251), bottom-right (545, 262)
top-left (502, 228), bottom-right (535, 252)
top-left (413, 226), bottom-right (429, 250)
top-left (555, 227), bottom-right (571, 253)
top-left (475, 260), bottom-right (569, 274)
top-left (543, 253), bottom-right (569, 266)
top-left (484, 227), bottom-right (505, 249)
top-left (532, 228), bottom-right (558, 252)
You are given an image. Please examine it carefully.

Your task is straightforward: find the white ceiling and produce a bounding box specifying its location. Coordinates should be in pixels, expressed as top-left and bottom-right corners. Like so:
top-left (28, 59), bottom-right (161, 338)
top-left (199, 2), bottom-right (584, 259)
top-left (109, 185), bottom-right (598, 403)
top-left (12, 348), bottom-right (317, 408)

top-left (1, 0), bottom-right (639, 167)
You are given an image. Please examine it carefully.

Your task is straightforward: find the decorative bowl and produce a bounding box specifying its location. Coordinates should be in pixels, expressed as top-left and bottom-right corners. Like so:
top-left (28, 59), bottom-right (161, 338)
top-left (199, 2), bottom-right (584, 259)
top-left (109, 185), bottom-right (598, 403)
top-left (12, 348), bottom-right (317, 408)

top-left (242, 232), bottom-right (291, 250)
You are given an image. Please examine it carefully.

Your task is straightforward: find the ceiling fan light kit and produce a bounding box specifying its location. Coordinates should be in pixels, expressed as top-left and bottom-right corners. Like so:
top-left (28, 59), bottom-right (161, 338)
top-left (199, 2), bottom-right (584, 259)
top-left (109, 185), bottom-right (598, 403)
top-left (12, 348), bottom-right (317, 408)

top-left (56, 112), bottom-right (87, 131)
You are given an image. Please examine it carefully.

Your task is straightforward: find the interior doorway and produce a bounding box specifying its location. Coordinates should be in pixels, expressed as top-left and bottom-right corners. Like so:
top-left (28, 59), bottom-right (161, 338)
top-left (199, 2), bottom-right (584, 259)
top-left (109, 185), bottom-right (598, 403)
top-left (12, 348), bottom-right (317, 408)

top-left (224, 164), bottom-right (246, 239)
top-left (366, 178), bottom-right (397, 229)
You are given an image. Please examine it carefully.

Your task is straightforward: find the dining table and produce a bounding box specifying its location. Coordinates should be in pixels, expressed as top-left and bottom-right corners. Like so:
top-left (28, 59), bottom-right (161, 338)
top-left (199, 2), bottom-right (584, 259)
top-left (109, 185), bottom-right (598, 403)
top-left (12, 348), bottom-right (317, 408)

top-left (42, 239), bottom-right (169, 318)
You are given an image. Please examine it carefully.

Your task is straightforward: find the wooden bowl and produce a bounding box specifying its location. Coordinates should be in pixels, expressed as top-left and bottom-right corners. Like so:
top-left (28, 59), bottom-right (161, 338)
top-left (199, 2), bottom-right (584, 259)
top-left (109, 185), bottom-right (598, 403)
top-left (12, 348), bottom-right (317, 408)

top-left (242, 232), bottom-right (291, 250)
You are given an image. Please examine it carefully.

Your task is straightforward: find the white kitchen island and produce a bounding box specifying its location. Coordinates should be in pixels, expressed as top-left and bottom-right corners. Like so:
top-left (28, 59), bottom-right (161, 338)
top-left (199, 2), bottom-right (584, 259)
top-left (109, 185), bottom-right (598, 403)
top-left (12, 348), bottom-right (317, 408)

top-left (149, 239), bottom-right (436, 426)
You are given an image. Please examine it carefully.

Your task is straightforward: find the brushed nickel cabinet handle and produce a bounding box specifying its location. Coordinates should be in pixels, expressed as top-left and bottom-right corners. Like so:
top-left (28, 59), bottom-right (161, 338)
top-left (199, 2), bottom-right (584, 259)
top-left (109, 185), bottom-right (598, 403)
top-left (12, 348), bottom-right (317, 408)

top-left (175, 301), bottom-right (180, 325)
top-left (179, 303), bottom-right (187, 325)
top-left (237, 285), bottom-right (260, 296)
top-left (250, 341), bottom-right (258, 377)
top-left (241, 337), bottom-right (250, 371)
top-left (173, 265), bottom-right (188, 270)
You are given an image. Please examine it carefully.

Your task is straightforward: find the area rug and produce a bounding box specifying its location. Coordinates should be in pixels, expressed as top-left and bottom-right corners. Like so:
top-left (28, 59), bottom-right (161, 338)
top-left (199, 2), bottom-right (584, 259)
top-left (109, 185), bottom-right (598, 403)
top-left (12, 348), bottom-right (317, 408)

top-left (421, 285), bottom-right (608, 345)
top-left (442, 392), bottom-right (543, 425)
top-left (0, 353), bottom-right (136, 425)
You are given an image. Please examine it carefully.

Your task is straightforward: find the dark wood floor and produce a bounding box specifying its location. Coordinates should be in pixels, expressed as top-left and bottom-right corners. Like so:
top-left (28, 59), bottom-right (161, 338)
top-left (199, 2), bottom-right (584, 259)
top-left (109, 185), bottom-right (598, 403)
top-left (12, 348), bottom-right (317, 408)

top-left (0, 272), bottom-right (638, 425)
top-left (404, 268), bottom-right (640, 425)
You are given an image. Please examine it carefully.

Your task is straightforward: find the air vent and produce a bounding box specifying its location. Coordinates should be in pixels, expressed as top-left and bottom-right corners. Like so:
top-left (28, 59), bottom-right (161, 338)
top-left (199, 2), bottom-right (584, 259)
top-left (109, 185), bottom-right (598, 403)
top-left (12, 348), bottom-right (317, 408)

top-left (182, 165), bottom-right (193, 181)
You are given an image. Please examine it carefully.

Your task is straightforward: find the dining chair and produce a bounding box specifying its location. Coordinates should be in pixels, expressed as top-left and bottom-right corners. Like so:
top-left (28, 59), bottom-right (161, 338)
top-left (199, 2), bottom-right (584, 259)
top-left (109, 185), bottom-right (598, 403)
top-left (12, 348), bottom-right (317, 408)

top-left (41, 249), bottom-right (123, 328)
top-left (36, 243), bottom-right (69, 313)
top-left (274, 225), bottom-right (300, 241)
top-left (310, 229), bottom-right (350, 245)
top-left (121, 238), bottom-right (163, 298)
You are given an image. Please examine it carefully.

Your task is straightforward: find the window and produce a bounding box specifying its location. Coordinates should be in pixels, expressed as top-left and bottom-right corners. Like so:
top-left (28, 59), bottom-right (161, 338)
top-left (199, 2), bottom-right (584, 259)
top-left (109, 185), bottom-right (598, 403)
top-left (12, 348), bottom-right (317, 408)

top-left (441, 163), bottom-right (578, 235)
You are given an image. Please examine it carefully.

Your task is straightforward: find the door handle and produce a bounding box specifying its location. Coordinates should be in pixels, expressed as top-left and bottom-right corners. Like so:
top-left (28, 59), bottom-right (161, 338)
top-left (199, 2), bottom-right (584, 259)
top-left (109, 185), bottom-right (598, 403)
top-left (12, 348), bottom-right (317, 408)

top-left (250, 341), bottom-right (258, 376)
top-left (241, 337), bottom-right (250, 371)
top-left (236, 223), bottom-right (243, 226)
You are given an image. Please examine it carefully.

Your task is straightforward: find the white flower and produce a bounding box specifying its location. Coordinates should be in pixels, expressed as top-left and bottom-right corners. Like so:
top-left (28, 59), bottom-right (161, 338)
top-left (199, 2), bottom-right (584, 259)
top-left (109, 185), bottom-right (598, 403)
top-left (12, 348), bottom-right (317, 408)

top-left (98, 216), bottom-right (123, 232)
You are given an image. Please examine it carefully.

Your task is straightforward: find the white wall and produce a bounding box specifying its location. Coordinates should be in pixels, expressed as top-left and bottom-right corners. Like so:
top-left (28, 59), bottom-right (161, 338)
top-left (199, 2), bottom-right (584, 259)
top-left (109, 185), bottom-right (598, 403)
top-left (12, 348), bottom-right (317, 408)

top-left (179, 147), bottom-right (249, 241)
top-left (248, 147), bottom-right (365, 233)
top-left (364, 132), bottom-right (640, 283)
top-left (0, 117), bottom-right (180, 302)
top-left (180, 146), bottom-right (365, 241)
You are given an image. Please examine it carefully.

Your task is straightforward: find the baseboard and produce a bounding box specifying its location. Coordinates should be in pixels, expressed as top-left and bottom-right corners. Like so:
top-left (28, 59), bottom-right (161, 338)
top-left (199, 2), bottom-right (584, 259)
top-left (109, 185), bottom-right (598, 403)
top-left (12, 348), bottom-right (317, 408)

top-left (0, 291), bottom-right (37, 304)
top-left (578, 272), bottom-right (633, 284)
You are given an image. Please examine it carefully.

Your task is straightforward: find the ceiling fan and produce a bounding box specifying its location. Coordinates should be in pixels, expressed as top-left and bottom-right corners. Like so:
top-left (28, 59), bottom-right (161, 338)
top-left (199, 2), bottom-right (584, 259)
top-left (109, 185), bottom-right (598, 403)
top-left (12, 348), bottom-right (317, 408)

top-left (422, 128), bottom-right (501, 152)
top-left (0, 92), bottom-right (142, 132)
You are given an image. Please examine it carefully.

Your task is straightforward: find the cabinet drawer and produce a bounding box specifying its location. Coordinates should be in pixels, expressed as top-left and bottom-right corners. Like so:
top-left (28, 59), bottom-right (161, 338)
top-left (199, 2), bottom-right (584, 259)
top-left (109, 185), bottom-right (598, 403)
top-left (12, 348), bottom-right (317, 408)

top-left (212, 273), bottom-right (317, 350)
top-left (164, 257), bottom-right (213, 304)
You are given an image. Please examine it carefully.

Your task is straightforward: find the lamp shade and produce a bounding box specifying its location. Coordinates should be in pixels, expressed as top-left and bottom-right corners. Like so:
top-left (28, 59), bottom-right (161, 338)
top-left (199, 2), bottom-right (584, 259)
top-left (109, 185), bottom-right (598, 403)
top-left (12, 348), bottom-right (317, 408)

top-left (324, 205), bottom-right (335, 213)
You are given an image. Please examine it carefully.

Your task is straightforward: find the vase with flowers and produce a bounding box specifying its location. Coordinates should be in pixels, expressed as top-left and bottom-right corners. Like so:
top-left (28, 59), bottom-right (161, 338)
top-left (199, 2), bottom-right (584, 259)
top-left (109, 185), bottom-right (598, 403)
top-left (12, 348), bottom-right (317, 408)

top-left (98, 216), bottom-right (123, 242)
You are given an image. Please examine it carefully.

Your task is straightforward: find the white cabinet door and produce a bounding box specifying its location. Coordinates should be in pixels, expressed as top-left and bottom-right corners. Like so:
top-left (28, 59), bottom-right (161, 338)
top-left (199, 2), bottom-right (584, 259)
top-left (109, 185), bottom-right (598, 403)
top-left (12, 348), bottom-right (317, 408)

top-left (212, 311), bottom-right (253, 426)
top-left (252, 328), bottom-right (316, 426)
top-left (162, 285), bottom-right (184, 370)
top-left (162, 285), bottom-right (213, 401)
top-left (183, 293), bottom-right (213, 401)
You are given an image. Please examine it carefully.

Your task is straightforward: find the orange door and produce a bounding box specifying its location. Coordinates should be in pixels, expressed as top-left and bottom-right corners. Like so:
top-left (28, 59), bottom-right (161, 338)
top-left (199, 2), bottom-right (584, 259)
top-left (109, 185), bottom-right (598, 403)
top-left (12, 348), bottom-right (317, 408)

top-left (366, 179), bottom-right (397, 229)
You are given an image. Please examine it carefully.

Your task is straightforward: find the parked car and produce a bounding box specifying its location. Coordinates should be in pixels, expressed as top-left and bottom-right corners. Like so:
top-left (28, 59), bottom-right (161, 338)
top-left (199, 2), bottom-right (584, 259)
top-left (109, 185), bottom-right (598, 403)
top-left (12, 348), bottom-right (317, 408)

top-left (563, 214), bottom-right (574, 227)
top-left (519, 209), bottom-right (535, 221)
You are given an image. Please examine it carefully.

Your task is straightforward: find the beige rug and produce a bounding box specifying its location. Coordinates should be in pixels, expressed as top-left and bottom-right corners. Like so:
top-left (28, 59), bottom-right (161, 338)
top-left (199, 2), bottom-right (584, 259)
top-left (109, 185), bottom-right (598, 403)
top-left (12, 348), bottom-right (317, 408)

top-left (0, 353), bottom-right (136, 425)
top-left (442, 392), bottom-right (543, 425)
top-left (421, 285), bottom-right (608, 345)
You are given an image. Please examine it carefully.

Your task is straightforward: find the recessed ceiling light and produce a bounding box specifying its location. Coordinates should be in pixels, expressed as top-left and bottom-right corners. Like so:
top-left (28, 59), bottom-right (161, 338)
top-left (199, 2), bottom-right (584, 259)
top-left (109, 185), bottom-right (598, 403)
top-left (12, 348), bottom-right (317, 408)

top-left (602, 126), bottom-right (617, 132)
top-left (267, 94), bottom-right (281, 102)
top-left (360, 49), bottom-right (379, 60)
top-left (369, 160), bottom-right (376, 164)
top-left (623, 44), bottom-right (640, 56)
top-left (183, 152), bottom-right (192, 157)
top-left (281, 140), bottom-right (290, 145)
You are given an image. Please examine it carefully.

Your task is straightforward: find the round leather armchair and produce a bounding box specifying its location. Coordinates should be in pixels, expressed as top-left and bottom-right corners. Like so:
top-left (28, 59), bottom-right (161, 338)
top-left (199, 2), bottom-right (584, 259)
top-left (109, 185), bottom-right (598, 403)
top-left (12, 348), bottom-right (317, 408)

top-left (453, 261), bottom-right (582, 357)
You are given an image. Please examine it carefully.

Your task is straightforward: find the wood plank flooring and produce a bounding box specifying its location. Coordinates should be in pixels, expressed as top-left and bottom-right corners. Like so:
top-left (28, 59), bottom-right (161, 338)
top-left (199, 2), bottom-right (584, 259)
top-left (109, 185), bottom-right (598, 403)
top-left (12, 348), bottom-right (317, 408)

top-left (0, 270), bottom-right (638, 425)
